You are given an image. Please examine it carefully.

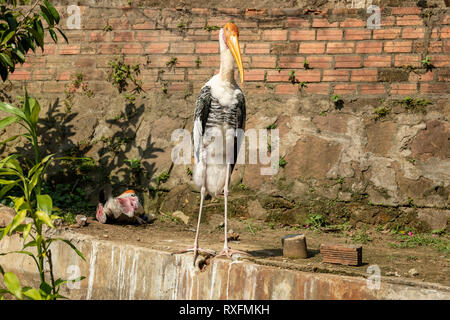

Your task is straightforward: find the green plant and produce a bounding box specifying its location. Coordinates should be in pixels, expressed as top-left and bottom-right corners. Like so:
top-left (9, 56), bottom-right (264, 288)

top-left (103, 23), bottom-right (113, 32)
top-left (185, 166), bottom-right (193, 177)
top-left (108, 55), bottom-right (142, 94)
top-left (177, 21), bottom-right (185, 29)
top-left (303, 59), bottom-right (310, 70)
top-left (298, 81), bottom-right (308, 89)
top-left (337, 176), bottom-right (344, 185)
top-left (389, 234), bottom-right (449, 254)
top-left (0, 0), bottom-right (67, 81)
top-left (155, 170), bottom-right (170, 185)
top-left (331, 94), bottom-right (344, 110)
top-left (306, 214), bottom-right (325, 230)
top-left (203, 25), bottom-right (220, 32)
top-left (421, 56), bottom-right (434, 71)
top-left (408, 197), bottom-right (415, 207)
top-left (351, 226), bottom-right (372, 244)
top-left (288, 70), bottom-right (297, 84)
top-left (275, 64), bottom-right (281, 73)
top-left (319, 111), bottom-right (327, 116)
top-left (239, 183), bottom-right (246, 190)
top-left (409, 158), bottom-right (416, 165)
top-left (166, 57), bottom-right (178, 70)
top-left (431, 228), bottom-right (446, 236)
top-left (279, 156), bottom-right (287, 168)
top-left (195, 56), bottom-right (201, 68)
top-left (266, 123), bottom-right (277, 130)
top-left (125, 157), bottom-right (141, 171)
top-left (374, 106), bottom-right (390, 120)
top-left (246, 219), bottom-right (261, 236)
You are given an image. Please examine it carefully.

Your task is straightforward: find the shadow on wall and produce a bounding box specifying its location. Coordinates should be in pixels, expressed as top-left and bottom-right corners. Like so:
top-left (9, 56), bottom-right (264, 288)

top-left (11, 96), bottom-right (163, 205)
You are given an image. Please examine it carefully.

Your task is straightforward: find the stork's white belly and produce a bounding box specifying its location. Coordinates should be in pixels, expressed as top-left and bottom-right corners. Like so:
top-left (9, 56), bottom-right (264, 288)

top-left (193, 124), bottom-right (236, 196)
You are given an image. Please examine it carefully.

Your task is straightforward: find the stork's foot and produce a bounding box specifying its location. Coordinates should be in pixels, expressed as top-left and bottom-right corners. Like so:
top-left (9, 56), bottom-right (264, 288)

top-left (96, 204), bottom-right (107, 224)
top-left (175, 247), bottom-right (216, 267)
top-left (215, 247), bottom-right (248, 260)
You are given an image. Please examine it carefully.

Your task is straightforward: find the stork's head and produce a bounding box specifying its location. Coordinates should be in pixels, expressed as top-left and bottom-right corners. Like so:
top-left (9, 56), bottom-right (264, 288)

top-left (118, 190), bottom-right (137, 199)
top-left (220, 22), bottom-right (244, 84)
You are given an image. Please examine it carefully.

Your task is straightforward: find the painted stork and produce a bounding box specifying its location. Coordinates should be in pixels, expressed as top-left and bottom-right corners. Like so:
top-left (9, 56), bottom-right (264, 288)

top-left (180, 23), bottom-right (246, 265)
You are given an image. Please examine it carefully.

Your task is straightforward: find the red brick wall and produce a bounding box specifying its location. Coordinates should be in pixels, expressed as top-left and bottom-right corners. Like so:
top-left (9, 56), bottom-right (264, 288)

top-left (10, 6), bottom-right (450, 97)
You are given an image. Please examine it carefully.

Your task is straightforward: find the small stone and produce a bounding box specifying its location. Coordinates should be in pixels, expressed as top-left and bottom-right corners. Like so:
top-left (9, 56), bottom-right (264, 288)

top-left (0, 204), bottom-right (16, 228)
top-left (408, 268), bottom-right (419, 276)
top-left (172, 211), bottom-right (190, 225)
top-left (103, 234), bottom-right (109, 238)
top-left (76, 215), bottom-right (88, 227)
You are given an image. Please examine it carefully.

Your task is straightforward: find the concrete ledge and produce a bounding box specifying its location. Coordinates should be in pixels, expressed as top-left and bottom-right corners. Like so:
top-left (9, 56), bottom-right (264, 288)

top-left (1, 230), bottom-right (449, 300)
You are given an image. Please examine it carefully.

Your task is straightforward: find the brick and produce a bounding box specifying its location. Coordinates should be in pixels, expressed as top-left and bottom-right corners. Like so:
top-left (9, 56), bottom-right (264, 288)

top-left (262, 30), bottom-right (288, 41)
top-left (431, 27), bottom-right (440, 39)
top-left (313, 19), bottom-right (338, 28)
top-left (304, 83), bottom-right (329, 94)
top-left (266, 70), bottom-right (321, 83)
top-left (239, 29), bottom-right (261, 41)
top-left (305, 56), bottom-right (333, 69)
top-left (320, 244), bottom-right (362, 266)
top-left (396, 15), bottom-right (423, 26)
top-left (441, 14), bottom-right (450, 25)
top-left (59, 44), bottom-right (80, 55)
top-left (56, 71), bottom-right (71, 81)
top-left (158, 30), bottom-right (184, 42)
top-left (429, 55), bottom-right (450, 67)
top-left (299, 42), bottom-right (325, 54)
top-left (145, 42), bottom-right (169, 54)
top-left (275, 84), bottom-right (298, 94)
top-left (132, 21), bottom-right (156, 30)
top-left (286, 17), bottom-right (310, 28)
top-left (42, 81), bottom-right (65, 93)
top-left (409, 71), bottom-right (435, 82)
top-left (74, 57), bottom-right (96, 68)
top-left (344, 29), bottom-right (371, 40)
top-left (200, 56), bottom-right (220, 67)
top-left (384, 41), bottom-right (412, 53)
top-left (218, 8), bottom-right (241, 15)
top-left (191, 8), bottom-right (209, 15)
top-left (421, 83), bottom-right (448, 94)
top-left (278, 57), bottom-right (304, 69)
top-left (390, 83), bottom-right (417, 95)
top-left (373, 28), bottom-right (401, 40)
top-left (169, 42), bottom-right (195, 54)
top-left (9, 70), bottom-right (31, 80)
top-left (271, 43), bottom-right (298, 55)
top-left (176, 56), bottom-right (199, 68)
top-left (340, 18), bottom-right (366, 28)
top-left (363, 56), bottom-right (391, 67)
top-left (335, 56), bottom-right (361, 68)
top-left (326, 42), bottom-right (354, 54)
top-left (160, 69), bottom-right (185, 81)
top-left (360, 84), bottom-right (385, 95)
top-left (323, 70), bottom-right (349, 82)
top-left (401, 27), bottom-right (425, 39)
top-left (317, 29), bottom-right (343, 40)
top-left (441, 27), bottom-right (450, 39)
top-left (437, 69), bottom-right (450, 82)
top-left (109, 17), bottom-right (130, 30)
top-left (122, 43), bottom-right (143, 54)
top-left (356, 42), bottom-right (382, 53)
top-left (394, 55), bottom-right (421, 67)
top-left (97, 44), bottom-right (121, 54)
top-left (245, 43), bottom-right (270, 54)
top-left (381, 16), bottom-right (396, 27)
top-left (428, 41), bottom-right (443, 53)
top-left (245, 69), bottom-right (265, 81)
top-left (413, 41), bottom-right (425, 53)
top-left (351, 69), bottom-right (377, 82)
top-left (196, 42), bottom-right (219, 54)
top-left (245, 8), bottom-right (268, 16)
top-left (391, 7), bottom-right (421, 15)
top-left (252, 56), bottom-right (276, 68)
top-left (290, 30), bottom-right (315, 41)
top-left (334, 83), bottom-right (357, 94)
top-left (135, 30), bottom-right (159, 42)
top-left (89, 31), bottom-right (109, 42)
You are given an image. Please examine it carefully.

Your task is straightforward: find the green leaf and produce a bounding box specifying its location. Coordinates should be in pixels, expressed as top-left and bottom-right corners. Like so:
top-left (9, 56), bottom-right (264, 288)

top-left (0, 264), bottom-right (4, 275)
top-left (1, 31), bottom-right (15, 45)
top-left (39, 6), bottom-right (54, 27)
top-left (23, 287), bottom-right (43, 300)
top-left (37, 194), bottom-right (52, 215)
top-left (39, 281), bottom-right (52, 295)
top-left (48, 28), bottom-right (57, 43)
top-left (0, 102), bottom-right (26, 119)
top-left (0, 178), bottom-right (19, 184)
top-left (50, 238), bottom-right (85, 260)
top-left (3, 272), bottom-right (22, 300)
top-left (6, 209), bottom-right (26, 235)
top-left (0, 134), bottom-right (21, 145)
top-left (13, 196), bottom-right (24, 212)
top-left (35, 210), bottom-right (55, 228)
top-left (56, 27), bottom-right (68, 44)
top-left (22, 223), bottom-right (32, 241)
top-left (0, 181), bottom-right (19, 199)
top-left (0, 116), bottom-right (18, 130)
top-left (12, 48), bottom-right (25, 63)
top-left (44, 0), bottom-right (60, 24)
top-left (0, 53), bottom-right (14, 68)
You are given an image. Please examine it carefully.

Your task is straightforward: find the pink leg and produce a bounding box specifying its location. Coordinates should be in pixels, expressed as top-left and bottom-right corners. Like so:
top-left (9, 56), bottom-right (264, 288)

top-left (215, 164), bottom-right (248, 260)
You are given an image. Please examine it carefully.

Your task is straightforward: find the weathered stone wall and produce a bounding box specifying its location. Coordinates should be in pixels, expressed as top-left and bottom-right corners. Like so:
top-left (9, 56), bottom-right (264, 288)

top-left (0, 3), bottom-right (449, 226)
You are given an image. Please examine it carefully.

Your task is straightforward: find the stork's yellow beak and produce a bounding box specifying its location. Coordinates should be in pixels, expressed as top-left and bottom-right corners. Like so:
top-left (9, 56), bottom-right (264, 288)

top-left (225, 28), bottom-right (244, 84)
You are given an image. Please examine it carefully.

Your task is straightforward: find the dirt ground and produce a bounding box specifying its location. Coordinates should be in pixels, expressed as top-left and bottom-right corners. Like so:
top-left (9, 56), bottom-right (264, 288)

top-left (73, 208), bottom-right (450, 287)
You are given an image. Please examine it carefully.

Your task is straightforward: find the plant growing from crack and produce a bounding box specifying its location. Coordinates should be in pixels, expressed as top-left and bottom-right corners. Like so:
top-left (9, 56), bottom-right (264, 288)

top-left (108, 55), bottom-right (143, 94)
top-left (166, 57), bottom-right (178, 70)
top-left (204, 25), bottom-right (220, 32)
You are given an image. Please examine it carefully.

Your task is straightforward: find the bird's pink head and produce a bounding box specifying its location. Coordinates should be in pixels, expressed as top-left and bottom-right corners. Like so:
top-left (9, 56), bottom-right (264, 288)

top-left (118, 190), bottom-right (137, 198)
